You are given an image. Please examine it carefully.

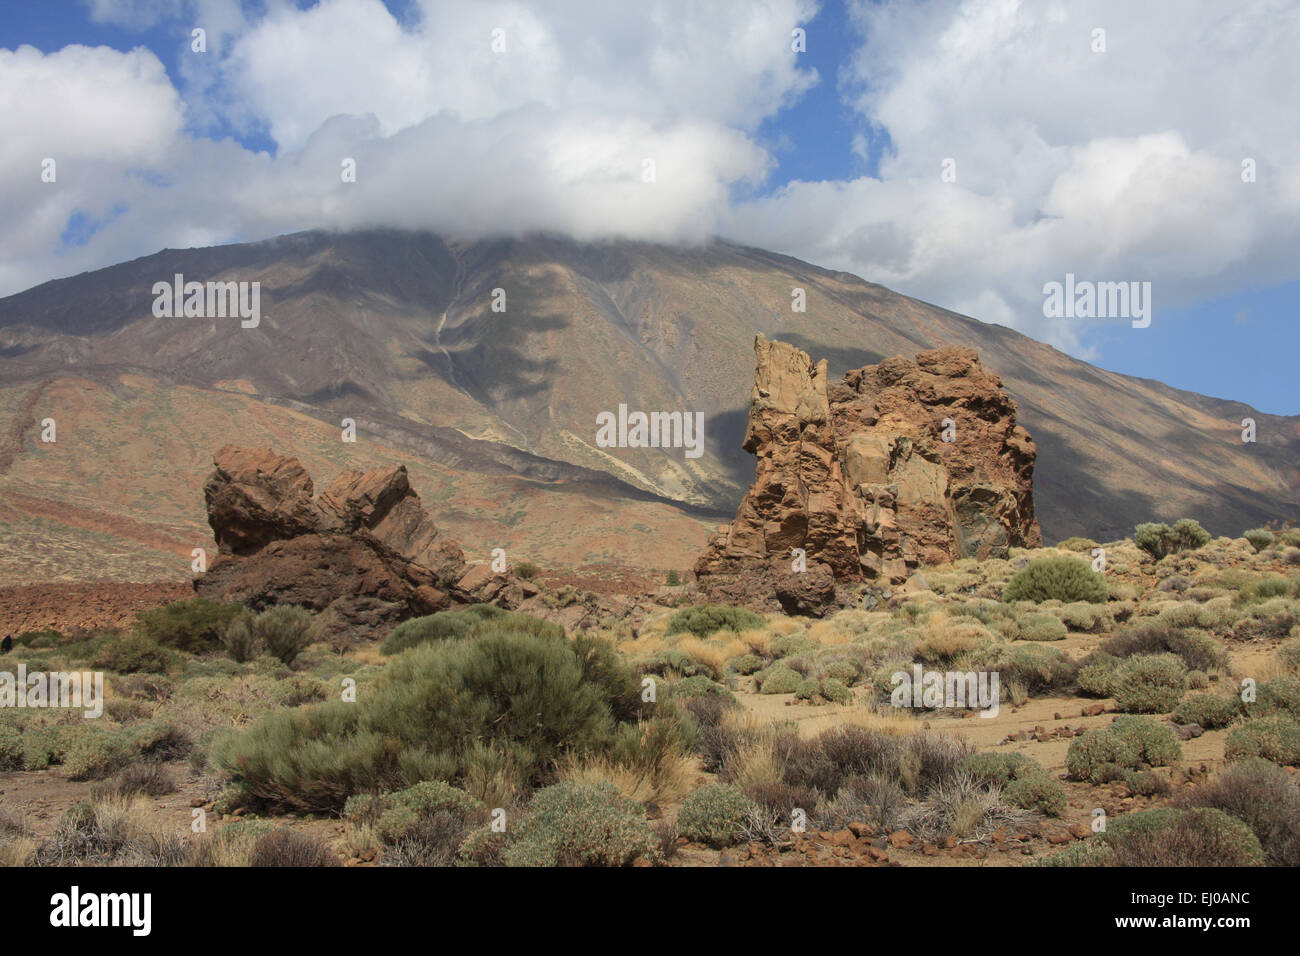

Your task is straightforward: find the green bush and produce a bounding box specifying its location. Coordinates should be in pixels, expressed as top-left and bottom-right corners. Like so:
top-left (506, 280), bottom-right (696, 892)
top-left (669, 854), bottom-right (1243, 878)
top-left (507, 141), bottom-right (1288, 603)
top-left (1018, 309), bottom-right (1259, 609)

top-left (795, 678), bottom-right (820, 700)
top-left (731, 653), bottom-right (765, 675)
top-left (671, 675), bottom-right (735, 702)
top-left (1068, 729), bottom-right (1137, 782)
top-left (1003, 556), bottom-right (1107, 604)
top-left (90, 634), bottom-right (172, 674)
top-left (975, 643), bottom-right (1076, 696)
top-left (1225, 715), bottom-right (1300, 766)
top-left (1110, 715), bottom-right (1182, 767)
top-left (1247, 676), bottom-right (1300, 721)
top-left (219, 614), bottom-right (258, 663)
top-left (1179, 757), bottom-right (1300, 866)
top-left (1015, 612), bottom-right (1068, 641)
top-left (62, 729), bottom-right (134, 781)
top-left (959, 752), bottom-right (1037, 787)
top-left (372, 780), bottom-right (485, 844)
top-left (665, 605), bottom-right (764, 639)
top-left (1004, 772), bottom-right (1068, 816)
top-left (1244, 529), bottom-right (1275, 553)
top-left (380, 606), bottom-right (517, 655)
top-left (513, 560), bottom-right (541, 580)
top-left (501, 782), bottom-right (655, 867)
top-left (1054, 602), bottom-right (1113, 634)
top-left (1077, 654), bottom-right (1120, 697)
top-left (821, 678), bottom-right (854, 706)
top-left (1041, 807), bottom-right (1263, 867)
top-left (133, 598), bottom-right (243, 652)
top-left (677, 782), bottom-right (758, 847)
top-left (1111, 653), bottom-right (1188, 713)
top-left (758, 665), bottom-right (802, 695)
top-left (216, 627), bottom-right (642, 812)
top-left (0, 724), bottom-right (25, 770)
top-left (256, 606), bottom-right (314, 665)
top-left (1121, 769), bottom-right (1171, 797)
top-left (1135, 519), bottom-right (1211, 560)
top-left (1172, 693), bottom-right (1239, 729)
top-left (1099, 626), bottom-right (1226, 672)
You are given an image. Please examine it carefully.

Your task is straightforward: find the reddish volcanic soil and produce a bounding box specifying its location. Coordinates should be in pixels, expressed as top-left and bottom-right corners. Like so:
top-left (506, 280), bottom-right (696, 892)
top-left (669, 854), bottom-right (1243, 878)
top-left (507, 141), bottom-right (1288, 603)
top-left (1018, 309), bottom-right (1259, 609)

top-left (0, 580), bottom-right (192, 635)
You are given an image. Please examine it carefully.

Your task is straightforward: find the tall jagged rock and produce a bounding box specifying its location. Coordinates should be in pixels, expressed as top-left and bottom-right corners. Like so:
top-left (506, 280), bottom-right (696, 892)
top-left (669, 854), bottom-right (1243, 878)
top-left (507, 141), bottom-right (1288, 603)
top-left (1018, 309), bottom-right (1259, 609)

top-left (694, 336), bottom-right (1040, 613)
top-left (195, 446), bottom-right (499, 638)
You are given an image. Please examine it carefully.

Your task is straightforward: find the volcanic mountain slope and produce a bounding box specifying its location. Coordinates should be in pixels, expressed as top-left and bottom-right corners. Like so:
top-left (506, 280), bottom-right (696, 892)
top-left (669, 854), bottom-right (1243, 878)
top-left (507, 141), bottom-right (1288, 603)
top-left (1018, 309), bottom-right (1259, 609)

top-left (0, 229), bottom-right (1295, 582)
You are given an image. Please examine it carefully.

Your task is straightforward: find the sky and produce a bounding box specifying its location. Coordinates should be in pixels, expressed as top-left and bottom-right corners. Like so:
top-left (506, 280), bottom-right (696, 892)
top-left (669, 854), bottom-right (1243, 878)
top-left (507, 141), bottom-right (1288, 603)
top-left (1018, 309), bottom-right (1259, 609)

top-left (1, 0), bottom-right (1296, 414)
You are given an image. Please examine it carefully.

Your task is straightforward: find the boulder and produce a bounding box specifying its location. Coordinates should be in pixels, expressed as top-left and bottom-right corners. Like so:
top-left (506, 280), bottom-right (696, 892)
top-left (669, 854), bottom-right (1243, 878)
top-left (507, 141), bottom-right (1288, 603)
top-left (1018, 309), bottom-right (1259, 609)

top-left (695, 337), bottom-right (1041, 611)
top-left (194, 447), bottom-right (467, 638)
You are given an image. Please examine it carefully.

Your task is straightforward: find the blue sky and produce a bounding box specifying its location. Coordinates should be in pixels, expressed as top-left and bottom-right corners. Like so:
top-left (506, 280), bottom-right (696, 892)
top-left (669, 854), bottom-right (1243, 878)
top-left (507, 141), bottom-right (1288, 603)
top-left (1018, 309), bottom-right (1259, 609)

top-left (1, 0), bottom-right (1296, 414)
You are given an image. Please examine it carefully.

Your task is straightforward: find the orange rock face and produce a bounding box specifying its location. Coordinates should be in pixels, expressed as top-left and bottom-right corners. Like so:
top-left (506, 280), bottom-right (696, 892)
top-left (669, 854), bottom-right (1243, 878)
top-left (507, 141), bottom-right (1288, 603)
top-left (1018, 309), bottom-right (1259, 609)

top-left (695, 336), bottom-right (1040, 611)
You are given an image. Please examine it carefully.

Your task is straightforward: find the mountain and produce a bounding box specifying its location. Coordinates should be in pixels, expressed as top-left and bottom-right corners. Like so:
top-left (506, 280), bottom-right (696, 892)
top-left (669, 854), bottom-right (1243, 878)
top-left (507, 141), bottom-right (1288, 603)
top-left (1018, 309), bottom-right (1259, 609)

top-left (0, 229), bottom-right (1295, 583)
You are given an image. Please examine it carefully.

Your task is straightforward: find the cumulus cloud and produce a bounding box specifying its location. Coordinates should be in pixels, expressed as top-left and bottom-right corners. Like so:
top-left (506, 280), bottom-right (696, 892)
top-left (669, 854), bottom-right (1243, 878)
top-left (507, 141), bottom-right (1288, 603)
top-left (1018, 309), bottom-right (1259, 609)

top-left (5, 0), bottom-right (1300, 364)
top-left (729, 0), bottom-right (1300, 351)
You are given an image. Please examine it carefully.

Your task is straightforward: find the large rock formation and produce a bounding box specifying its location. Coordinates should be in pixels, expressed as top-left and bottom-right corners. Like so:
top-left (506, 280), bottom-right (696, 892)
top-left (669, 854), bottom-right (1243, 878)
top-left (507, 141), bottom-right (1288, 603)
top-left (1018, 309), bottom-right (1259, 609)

top-left (195, 446), bottom-right (524, 637)
top-left (694, 337), bottom-right (1041, 613)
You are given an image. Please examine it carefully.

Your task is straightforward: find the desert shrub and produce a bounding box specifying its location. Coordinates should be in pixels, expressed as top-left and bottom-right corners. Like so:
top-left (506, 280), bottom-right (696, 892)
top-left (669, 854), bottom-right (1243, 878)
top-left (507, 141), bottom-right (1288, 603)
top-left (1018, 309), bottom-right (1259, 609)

top-left (249, 828), bottom-right (339, 867)
top-left (1179, 757), bottom-right (1300, 866)
top-left (665, 570), bottom-right (681, 586)
top-left (976, 643), bottom-right (1076, 697)
top-left (1098, 625), bottom-right (1226, 672)
top-left (1111, 653), bottom-right (1188, 713)
top-left (731, 653), bottom-right (766, 675)
top-left (1173, 693), bottom-right (1239, 729)
top-left (62, 729), bottom-right (134, 781)
top-left (677, 782), bottom-right (759, 848)
top-left (1121, 769), bottom-right (1171, 797)
top-left (129, 720), bottom-right (194, 761)
top-left (1247, 676), bottom-right (1300, 721)
top-left (1003, 556), bottom-right (1107, 604)
top-left (1042, 807), bottom-right (1263, 867)
top-left (1054, 602), bottom-right (1113, 633)
top-left (1244, 529), bottom-right (1275, 553)
top-left (1279, 637), bottom-right (1300, 675)
top-left (758, 665), bottom-right (802, 694)
top-left (769, 633), bottom-right (815, 658)
top-left (501, 781), bottom-right (655, 867)
top-left (90, 634), bottom-right (172, 674)
top-left (216, 628), bottom-right (637, 812)
top-left (1135, 520), bottom-right (1211, 560)
top-left (820, 678), bottom-right (853, 705)
top-left (0, 724), bottom-right (25, 770)
top-left (380, 607), bottom-right (512, 655)
top-left (1015, 612), bottom-right (1068, 641)
top-left (92, 763), bottom-right (176, 800)
top-left (670, 675), bottom-right (734, 702)
top-left (133, 598), bottom-right (243, 653)
top-left (795, 677), bottom-right (819, 700)
top-left (665, 605), bottom-right (764, 639)
top-left (822, 660), bottom-right (861, 684)
top-left (1056, 537), bottom-right (1099, 552)
top-left (255, 606), bottom-right (314, 665)
top-left (1077, 654), bottom-right (1120, 697)
top-left (1066, 729), bottom-right (1139, 783)
top-left (1187, 669), bottom-right (1210, 689)
top-left (219, 613), bottom-right (258, 663)
top-left (513, 560), bottom-right (541, 579)
top-left (1225, 715), bottom-right (1300, 766)
top-left (1110, 715), bottom-right (1182, 766)
top-left (373, 780), bottom-right (485, 845)
top-left (1004, 772), bottom-right (1067, 816)
top-left (959, 752), bottom-right (1037, 787)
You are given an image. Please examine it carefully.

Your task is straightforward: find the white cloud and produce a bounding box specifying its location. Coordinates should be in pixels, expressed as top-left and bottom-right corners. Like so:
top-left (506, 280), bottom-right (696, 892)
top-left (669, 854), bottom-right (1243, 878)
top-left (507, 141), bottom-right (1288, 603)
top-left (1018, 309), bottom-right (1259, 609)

top-left (728, 0), bottom-right (1300, 351)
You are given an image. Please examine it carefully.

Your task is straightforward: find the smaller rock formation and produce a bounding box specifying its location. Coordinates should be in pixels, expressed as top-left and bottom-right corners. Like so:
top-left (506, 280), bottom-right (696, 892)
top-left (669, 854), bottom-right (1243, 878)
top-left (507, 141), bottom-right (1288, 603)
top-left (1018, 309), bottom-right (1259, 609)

top-left (194, 446), bottom-right (528, 638)
top-left (695, 337), bottom-right (1041, 613)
